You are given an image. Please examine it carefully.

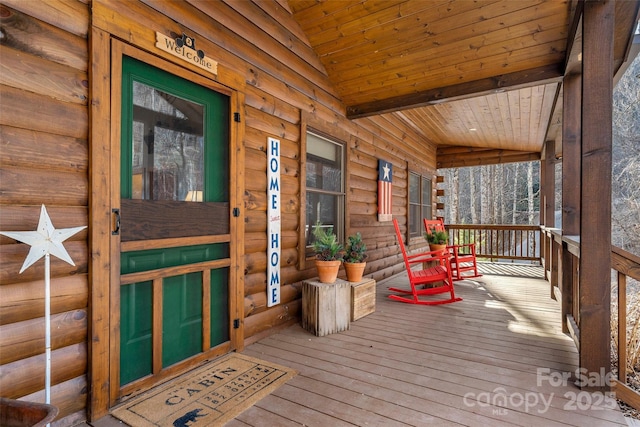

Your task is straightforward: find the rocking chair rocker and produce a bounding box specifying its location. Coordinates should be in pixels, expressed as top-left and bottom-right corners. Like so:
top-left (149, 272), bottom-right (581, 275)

top-left (389, 219), bottom-right (462, 305)
top-left (424, 218), bottom-right (482, 281)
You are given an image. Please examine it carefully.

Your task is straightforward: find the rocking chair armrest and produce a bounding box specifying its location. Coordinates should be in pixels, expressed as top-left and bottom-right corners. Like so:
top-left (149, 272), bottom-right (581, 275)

top-left (406, 251), bottom-right (451, 264)
top-left (449, 242), bottom-right (475, 249)
top-left (406, 255), bottom-right (432, 264)
top-left (450, 243), bottom-right (476, 255)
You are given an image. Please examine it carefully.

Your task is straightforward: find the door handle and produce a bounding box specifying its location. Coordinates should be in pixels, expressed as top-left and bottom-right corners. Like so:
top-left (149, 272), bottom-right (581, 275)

top-left (112, 208), bottom-right (120, 235)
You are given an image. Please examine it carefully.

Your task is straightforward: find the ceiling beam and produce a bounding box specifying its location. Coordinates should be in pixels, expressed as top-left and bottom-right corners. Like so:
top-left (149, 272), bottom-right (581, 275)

top-left (565, 1), bottom-right (640, 78)
top-left (542, 81), bottom-right (564, 145)
top-left (346, 64), bottom-right (564, 119)
top-left (437, 146), bottom-right (532, 156)
top-left (613, 1), bottom-right (640, 73)
top-left (563, 0), bottom-right (584, 76)
top-left (437, 149), bottom-right (541, 169)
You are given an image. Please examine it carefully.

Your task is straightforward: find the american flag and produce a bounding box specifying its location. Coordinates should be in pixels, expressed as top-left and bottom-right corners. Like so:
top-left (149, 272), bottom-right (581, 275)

top-left (378, 159), bottom-right (393, 221)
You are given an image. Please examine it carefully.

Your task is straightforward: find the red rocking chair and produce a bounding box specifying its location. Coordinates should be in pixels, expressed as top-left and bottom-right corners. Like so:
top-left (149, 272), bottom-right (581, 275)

top-left (424, 218), bottom-right (482, 281)
top-left (388, 219), bottom-right (462, 305)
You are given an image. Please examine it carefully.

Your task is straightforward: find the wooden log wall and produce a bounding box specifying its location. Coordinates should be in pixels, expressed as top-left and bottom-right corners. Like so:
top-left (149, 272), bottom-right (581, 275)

top-left (0, 0), bottom-right (90, 425)
top-left (1, 0), bottom-right (439, 423)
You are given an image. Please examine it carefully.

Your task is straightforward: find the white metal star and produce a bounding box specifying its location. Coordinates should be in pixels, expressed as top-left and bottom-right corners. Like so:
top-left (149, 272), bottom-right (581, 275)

top-left (383, 163), bottom-right (391, 180)
top-left (0, 205), bottom-right (86, 273)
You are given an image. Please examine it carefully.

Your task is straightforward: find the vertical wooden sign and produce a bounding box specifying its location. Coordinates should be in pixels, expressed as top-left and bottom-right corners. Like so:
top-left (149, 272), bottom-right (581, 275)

top-left (267, 137), bottom-right (281, 306)
top-left (378, 159), bottom-right (393, 221)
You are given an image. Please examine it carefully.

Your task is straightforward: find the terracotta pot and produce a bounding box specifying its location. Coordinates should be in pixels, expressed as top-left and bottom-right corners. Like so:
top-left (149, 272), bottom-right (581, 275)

top-left (344, 262), bottom-right (366, 282)
top-left (0, 397), bottom-right (58, 427)
top-left (429, 243), bottom-right (447, 254)
top-left (315, 259), bottom-right (342, 283)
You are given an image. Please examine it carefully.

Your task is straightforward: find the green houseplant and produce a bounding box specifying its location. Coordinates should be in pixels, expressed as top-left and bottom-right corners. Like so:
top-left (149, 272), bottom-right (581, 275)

top-left (344, 232), bottom-right (367, 282)
top-left (312, 222), bottom-right (343, 283)
top-left (425, 227), bottom-right (449, 254)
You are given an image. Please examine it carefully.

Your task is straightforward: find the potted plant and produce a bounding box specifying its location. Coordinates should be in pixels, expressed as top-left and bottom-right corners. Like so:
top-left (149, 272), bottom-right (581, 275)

top-left (343, 232), bottom-right (367, 282)
top-left (312, 222), bottom-right (343, 283)
top-left (426, 227), bottom-right (449, 254)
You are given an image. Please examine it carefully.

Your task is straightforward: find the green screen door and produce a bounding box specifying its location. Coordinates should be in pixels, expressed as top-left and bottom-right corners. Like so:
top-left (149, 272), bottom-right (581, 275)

top-left (119, 56), bottom-right (231, 386)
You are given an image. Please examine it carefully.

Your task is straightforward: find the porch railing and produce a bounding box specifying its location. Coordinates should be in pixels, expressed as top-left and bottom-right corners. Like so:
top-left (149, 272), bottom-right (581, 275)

top-left (543, 228), bottom-right (640, 410)
top-left (445, 224), bottom-right (541, 263)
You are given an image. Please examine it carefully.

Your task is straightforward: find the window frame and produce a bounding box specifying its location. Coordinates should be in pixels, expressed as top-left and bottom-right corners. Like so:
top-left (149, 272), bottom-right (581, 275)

top-left (298, 113), bottom-right (351, 270)
top-left (304, 131), bottom-right (346, 256)
top-left (408, 171), bottom-right (433, 239)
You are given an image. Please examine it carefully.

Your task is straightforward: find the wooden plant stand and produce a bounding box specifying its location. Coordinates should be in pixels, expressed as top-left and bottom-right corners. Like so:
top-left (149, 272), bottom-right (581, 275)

top-left (350, 278), bottom-right (376, 321)
top-left (301, 278), bottom-right (351, 337)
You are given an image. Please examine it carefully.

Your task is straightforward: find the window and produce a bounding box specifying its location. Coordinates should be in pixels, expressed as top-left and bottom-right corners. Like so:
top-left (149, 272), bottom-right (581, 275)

top-left (409, 172), bottom-right (432, 237)
top-left (305, 132), bottom-right (345, 252)
top-left (130, 81), bottom-right (205, 202)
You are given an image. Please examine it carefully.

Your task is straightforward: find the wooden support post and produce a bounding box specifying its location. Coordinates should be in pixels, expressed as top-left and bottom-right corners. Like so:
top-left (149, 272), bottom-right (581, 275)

top-left (554, 239), bottom-right (563, 300)
top-left (540, 145), bottom-right (548, 280)
top-left (618, 272), bottom-right (627, 384)
top-left (551, 233), bottom-right (559, 299)
top-left (544, 140), bottom-right (556, 229)
top-left (561, 243), bottom-right (574, 334)
top-left (543, 140), bottom-right (556, 290)
top-left (579, 0), bottom-right (613, 392)
top-left (561, 73), bottom-right (581, 334)
top-left (540, 141), bottom-right (556, 286)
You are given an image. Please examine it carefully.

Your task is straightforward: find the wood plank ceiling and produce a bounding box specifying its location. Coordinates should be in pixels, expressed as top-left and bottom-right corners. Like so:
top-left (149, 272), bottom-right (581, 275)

top-left (287, 0), bottom-right (640, 168)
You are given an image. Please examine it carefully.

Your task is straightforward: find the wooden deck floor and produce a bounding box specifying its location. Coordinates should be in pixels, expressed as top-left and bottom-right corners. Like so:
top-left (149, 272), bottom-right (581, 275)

top-left (477, 261), bottom-right (546, 279)
top-left (86, 269), bottom-right (630, 427)
top-left (230, 272), bottom-right (628, 427)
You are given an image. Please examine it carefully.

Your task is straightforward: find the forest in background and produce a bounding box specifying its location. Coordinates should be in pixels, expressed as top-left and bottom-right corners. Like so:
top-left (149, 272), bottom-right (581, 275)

top-left (611, 54), bottom-right (640, 256)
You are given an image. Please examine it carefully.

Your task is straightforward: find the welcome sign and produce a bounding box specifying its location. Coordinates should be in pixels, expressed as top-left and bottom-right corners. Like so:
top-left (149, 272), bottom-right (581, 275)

top-left (155, 32), bottom-right (218, 75)
top-left (267, 137), bottom-right (281, 306)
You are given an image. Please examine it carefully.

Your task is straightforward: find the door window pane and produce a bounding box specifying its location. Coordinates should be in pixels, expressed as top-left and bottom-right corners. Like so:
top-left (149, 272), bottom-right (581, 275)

top-left (131, 81), bottom-right (204, 202)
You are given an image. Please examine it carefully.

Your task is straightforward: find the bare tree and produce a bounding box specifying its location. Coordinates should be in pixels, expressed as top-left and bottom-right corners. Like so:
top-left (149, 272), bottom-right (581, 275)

top-left (496, 164), bottom-right (504, 222)
top-left (511, 163), bottom-right (519, 224)
top-left (451, 168), bottom-right (459, 223)
top-left (527, 162), bottom-right (535, 225)
top-left (480, 165), bottom-right (491, 223)
top-left (612, 54), bottom-right (640, 255)
top-left (470, 168), bottom-right (478, 224)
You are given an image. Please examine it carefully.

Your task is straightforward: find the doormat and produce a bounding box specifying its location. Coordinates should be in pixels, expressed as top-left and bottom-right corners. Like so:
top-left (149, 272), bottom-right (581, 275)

top-left (111, 353), bottom-right (296, 426)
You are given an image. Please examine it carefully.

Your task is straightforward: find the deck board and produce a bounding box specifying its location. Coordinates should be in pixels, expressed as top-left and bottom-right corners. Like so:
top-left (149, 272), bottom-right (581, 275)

top-left (89, 267), bottom-right (629, 426)
top-left (231, 401), bottom-right (303, 426)
top-left (240, 271), bottom-right (628, 426)
top-left (477, 262), bottom-right (546, 279)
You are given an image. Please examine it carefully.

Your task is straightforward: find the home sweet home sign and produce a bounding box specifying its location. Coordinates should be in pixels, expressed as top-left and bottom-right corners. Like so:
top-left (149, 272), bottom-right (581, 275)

top-left (267, 137), bottom-right (281, 306)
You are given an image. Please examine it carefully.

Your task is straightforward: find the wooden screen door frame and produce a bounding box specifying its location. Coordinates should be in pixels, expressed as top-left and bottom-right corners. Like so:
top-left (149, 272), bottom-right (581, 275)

top-left (104, 40), bottom-right (245, 406)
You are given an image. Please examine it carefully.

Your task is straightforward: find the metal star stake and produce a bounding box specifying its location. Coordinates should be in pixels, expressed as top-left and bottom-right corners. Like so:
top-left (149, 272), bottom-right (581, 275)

top-left (0, 204), bottom-right (86, 273)
top-left (0, 204), bottom-right (86, 416)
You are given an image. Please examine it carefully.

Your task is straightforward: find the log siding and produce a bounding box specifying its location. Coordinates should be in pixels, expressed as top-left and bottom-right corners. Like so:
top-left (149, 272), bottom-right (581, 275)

top-left (0, 1), bottom-right (91, 424)
top-left (0, 0), bottom-right (438, 424)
